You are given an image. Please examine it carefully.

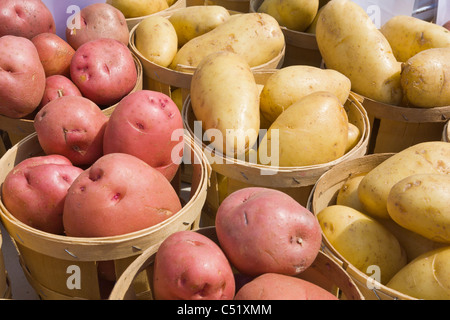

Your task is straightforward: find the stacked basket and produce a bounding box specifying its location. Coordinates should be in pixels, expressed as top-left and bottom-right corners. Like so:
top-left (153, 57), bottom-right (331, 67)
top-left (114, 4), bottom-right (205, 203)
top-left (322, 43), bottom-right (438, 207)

top-left (0, 227), bottom-right (11, 299)
top-left (0, 133), bottom-right (209, 300)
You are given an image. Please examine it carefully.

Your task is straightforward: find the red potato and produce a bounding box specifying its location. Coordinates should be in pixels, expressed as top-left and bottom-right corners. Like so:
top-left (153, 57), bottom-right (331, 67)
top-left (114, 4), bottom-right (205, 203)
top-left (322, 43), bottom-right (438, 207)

top-left (31, 32), bottom-right (75, 77)
top-left (0, 35), bottom-right (46, 118)
top-left (0, 0), bottom-right (55, 39)
top-left (234, 273), bottom-right (339, 300)
top-left (152, 230), bottom-right (235, 300)
top-left (215, 187), bottom-right (322, 277)
top-left (103, 90), bottom-right (184, 182)
top-left (39, 75), bottom-right (82, 110)
top-left (34, 95), bottom-right (108, 166)
top-left (63, 153), bottom-right (182, 237)
top-left (1, 155), bottom-right (83, 235)
top-left (65, 3), bottom-right (129, 50)
top-left (70, 38), bottom-right (137, 106)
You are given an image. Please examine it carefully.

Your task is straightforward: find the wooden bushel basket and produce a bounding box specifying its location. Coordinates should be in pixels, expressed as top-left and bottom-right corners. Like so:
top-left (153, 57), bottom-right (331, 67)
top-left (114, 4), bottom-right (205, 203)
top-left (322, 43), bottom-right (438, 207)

top-left (0, 133), bottom-right (209, 300)
top-left (358, 94), bottom-right (450, 154)
top-left (249, 0), bottom-right (323, 68)
top-left (124, 0), bottom-right (186, 31)
top-left (128, 11), bottom-right (285, 106)
top-left (0, 52), bottom-right (143, 155)
top-left (109, 226), bottom-right (364, 300)
top-left (183, 70), bottom-right (370, 225)
top-left (307, 153), bottom-right (417, 300)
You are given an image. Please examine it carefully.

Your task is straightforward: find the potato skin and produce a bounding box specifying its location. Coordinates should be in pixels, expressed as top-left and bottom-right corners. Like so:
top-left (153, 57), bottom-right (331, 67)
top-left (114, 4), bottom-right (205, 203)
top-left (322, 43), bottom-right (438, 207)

top-left (235, 273), bottom-right (338, 300)
top-left (0, 0), bottom-right (55, 39)
top-left (258, 91), bottom-right (348, 167)
top-left (2, 155), bottom-right (83, 235)
top-left (315, 0), bottom-right (403, 105)
top-left (257, 0), bottom-right (319, 32)
top-left (259, 66), bottom-right (351, 124)
top-left (63, 153), bottom-right (182, 237)
top-left (215, 187), bottom-right (322, 277)
top-left (387, 173), bottom-right (450, 244)
top-left (103, 90), bottom-right (184, 182)
top-left (135, 15), bottom-right (178, 68)
top-left (387, 247), bottom-right (450, 300)
top-left (152, 231), bottom-right (235, 300)
top-left (34, 96), bottom-right (108, 166)
top-left (317, 205), bottom-right (407, 285)
top-left (401, 48), bottom-right (450, 108)
top-left (0, 35), bottom-right (46, 118)
top-left (106, 0), bottom-right (168, 19)
top-left (190, 51), bottom-right (260, 157)
top-left (65, 3), bottom-right (129, 50)
top-left (358, 141), bottom-right (450, 219)
top-left (70, 38), bottom-right (137, 106)
top-left (169, 12), bottom-right (284, 69)
top-left (380, 15), bottom-right (450, 62)
top-left (168, 5), bottom-right (230, 47)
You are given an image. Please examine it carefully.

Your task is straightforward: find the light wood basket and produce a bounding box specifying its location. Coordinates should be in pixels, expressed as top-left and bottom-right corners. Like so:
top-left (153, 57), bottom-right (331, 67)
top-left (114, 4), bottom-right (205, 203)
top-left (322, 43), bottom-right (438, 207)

top-left (249, 0), bottom-right (323, 68)
top-left (0, 133), bottom-right (209, 300)
top-left (443, 121), bottom-right (449, 142)
top-left (186, 0), bottom-right (251, 13)
top-left (0, 52), bottom-right (143, 156)
top-left (109, 226), bottom-right (364, 300)
top-left (307, 153), bottom-right (418, 300)
top-left (358, 95), bottom-right (450, 154)
top-left (124, 0), bottom-right (186, 31)
top-left (128, 11), bottom-right (285, 106)
top-left (0, 228), bottom-right (11, 299)
top-left (183, 69), bottom-right (370, 225)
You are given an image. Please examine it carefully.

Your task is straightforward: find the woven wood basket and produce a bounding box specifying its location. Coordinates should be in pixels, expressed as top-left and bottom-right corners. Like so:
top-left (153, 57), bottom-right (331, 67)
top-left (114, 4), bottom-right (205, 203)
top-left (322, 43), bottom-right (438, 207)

top-left (109, 226), bottom-right (364, 300)
top-left (0, 133), bottom-right (209, 300)
top-left (307, 153), bottom-right (418, 300)
top-left (0, 52), bottom-right (143, 156)
top-left (128, 11), bottom-right (285, 107)
top-left (124, 0), bottom-right (186, 30)
top-left (443, 121), bottom-right (449, 142)
top-left (183, 69), bottom-right (370, 225)
top-left (358, 94), bottom-right (450, 154)
top-left (249, 0), bottom-right (323, 68)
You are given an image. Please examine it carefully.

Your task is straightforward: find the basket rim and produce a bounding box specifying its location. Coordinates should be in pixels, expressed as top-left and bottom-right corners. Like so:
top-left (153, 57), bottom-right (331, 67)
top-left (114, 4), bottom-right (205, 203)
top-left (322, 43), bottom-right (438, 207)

top-left (128, 11), bottom-right (286, 89)
top-left (0, 133), bottom-right (209, 260)
top-left (307, 153), bottom-right (418, 301)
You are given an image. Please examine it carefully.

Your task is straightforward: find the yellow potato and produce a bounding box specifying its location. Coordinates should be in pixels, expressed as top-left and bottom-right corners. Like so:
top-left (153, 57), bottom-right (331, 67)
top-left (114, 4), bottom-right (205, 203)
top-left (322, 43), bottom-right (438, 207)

top-left (259, 65), bottom-right (351, 123)
top-left (387, 247), bottom-right (450, 300)
top-left (190, 51), bottom-right (260, 157)
top-left (401, 47), bottom-right (450, 108)
top-left (377, 218), bottom-right (447, 262)
top-left (168, 6), bottom-right (230, 47)
top-left (257, 0), bottom-right (319, 32)
top-left (107, 0), bottom-right (168, 18)
top-left (346, 123), bottom-right (360, 153)
top-left (258, 91), bottom-right (348, 167)
top-left (358, 141), bottom-right (450, 219)
top-left (336, 173), bottom-right (366, 213)
top-left (134, 15), bottom-right (178, 67)
top-left (380, 15), bottom-right (450, 62)
top-left (169, 12), bottom-right (285, 70)
top-left (387, 173), bottom-right (450, 243)
top-left (317, 205), bottom-right (407, 285)
top-left (315, 0), bottom-right (403, 105)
